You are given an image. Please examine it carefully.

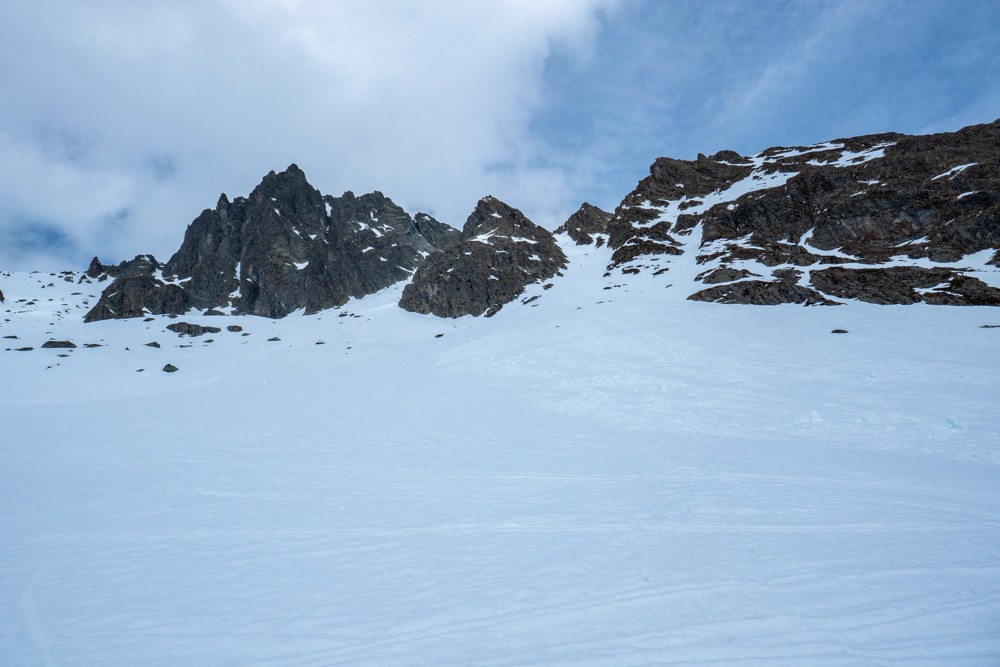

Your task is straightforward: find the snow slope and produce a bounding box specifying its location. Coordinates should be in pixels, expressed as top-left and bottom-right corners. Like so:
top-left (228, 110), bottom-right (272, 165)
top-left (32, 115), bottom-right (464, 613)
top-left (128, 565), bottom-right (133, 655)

top-left (2, 244), bottom-right (1000, 665)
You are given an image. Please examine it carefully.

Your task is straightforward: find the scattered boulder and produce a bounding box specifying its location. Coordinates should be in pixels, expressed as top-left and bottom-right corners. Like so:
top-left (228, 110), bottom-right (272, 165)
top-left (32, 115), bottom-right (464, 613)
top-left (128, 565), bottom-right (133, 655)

top-left (41, 340), bottom-right (77, 349)
top-left (166, 322), bottom-right (222, 337)
top-left (226, 325), bottom-right (243, 332)
top-left (145, 341), bottom-right (161, 348)
top-left (832, 329), bottom-right (849, 333)
top-left (162, 364), bottom-right (178, 373)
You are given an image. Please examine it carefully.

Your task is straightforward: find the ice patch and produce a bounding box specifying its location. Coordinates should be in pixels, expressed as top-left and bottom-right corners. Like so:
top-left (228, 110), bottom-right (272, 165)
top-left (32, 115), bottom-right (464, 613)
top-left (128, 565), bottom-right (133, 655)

top-left (635, 169), bottom-right (798, 230)
top-left (932, 163), bottom-right (976, 180)
top-left (756, 141), bottom-right (845, 162)
top-left (805, 142), bottom-right (895, 167)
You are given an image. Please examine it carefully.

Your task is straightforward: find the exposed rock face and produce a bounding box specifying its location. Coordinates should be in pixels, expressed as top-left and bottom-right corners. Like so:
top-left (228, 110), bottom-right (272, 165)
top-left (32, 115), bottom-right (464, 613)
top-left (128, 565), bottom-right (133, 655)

top-left (809, 266), bottom-right (1000, 305)
top-left (85, 273), bottom-right (191, 321)
top-left (607, 120), bottom-right (1000, 305)
top-left (86, 254), bottom-right (160, 280)
top-left (86, 165), bottom-right (458, 321)
top-left (555, 203), bottom-right (613, 246)
top-left (399, 196), bottom-right (568, 317)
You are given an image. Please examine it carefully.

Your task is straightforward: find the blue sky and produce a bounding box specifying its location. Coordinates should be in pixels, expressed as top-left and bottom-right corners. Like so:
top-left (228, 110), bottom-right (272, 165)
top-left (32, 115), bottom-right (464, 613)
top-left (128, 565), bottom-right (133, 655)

top-left (1, 0), bottom-right (998, 270)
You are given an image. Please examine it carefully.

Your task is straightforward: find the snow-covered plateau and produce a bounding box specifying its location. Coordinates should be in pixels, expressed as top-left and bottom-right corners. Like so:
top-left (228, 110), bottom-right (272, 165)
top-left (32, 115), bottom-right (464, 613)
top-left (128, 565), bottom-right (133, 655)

top-left (2, 239), bottom-right (999, 665)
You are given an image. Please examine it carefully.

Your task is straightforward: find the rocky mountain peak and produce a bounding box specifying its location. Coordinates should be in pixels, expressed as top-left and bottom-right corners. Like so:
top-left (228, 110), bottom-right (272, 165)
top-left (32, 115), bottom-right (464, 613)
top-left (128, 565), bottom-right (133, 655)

top-left (248, 163), bottom-right (324, 218)
top-left (85, 254), bottom-right (161, 280)
top-left (462, 195), bottom-right (537, 237)
top-left (399, 196), bottom-right (567, 318)
top-left (70, 118), bottom-right (1000, 324)
top-left (555, 202), bottom-right (613, 246)
top-left (85, 166), bottom-right (459, 322)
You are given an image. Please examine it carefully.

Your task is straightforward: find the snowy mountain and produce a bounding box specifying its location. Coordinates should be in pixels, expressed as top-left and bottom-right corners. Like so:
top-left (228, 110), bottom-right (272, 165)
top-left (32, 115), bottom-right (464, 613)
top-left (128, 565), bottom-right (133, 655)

top-left (2, 120), bottom-right (1000, 664)
top-left (69, 119), bottom-right (1000, 326)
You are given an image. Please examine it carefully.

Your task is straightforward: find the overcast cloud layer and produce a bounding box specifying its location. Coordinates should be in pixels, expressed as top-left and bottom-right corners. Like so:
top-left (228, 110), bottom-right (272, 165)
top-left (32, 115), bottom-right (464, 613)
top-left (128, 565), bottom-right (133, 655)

top-left (1, 0), bottom-right (999, 270)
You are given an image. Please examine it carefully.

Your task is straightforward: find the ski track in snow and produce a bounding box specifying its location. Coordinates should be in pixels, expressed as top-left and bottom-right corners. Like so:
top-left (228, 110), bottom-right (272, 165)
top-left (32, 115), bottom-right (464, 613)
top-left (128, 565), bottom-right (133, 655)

top-left (1, 249), bottom-right (1000, 665)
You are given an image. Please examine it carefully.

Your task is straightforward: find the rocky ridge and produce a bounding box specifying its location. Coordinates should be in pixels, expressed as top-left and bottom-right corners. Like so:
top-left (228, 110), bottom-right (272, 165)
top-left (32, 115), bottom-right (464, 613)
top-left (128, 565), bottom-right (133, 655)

top-left (85, 165), bottom-right (459, 321)
top-left (604, 119), bottom-right (1000, 305)
top-left (399, 196), bottom-right (567, 317)
top-left (9, 119), bottom-right (998, 326)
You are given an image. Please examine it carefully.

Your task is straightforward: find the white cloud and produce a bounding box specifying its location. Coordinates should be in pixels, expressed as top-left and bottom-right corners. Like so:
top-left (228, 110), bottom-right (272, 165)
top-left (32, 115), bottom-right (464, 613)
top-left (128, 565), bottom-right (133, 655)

top-left (0, 0), bottom-right (618, 270)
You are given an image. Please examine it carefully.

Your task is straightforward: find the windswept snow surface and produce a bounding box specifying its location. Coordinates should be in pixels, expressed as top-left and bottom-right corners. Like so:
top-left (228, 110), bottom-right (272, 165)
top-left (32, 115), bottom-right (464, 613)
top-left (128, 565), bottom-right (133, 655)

top-left (2, 247), bottom-right (1000, 665)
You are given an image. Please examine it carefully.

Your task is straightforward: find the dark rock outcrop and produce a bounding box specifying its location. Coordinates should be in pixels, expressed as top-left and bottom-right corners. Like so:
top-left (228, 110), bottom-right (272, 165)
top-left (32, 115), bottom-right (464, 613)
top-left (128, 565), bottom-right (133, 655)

top-left (555, 203), bottom-right (613, 246)
top-left (399, 196), bottom-right (567, 317)
top-left (689, 281), bottom-right (837, 305)
top-left (810, 266), bottom-right (1000, 305)
top-left (606, 119), bottom-right (1000, 305)
top-left (166, 322), bottom-right (222, 337)
top-left (86, 165), bottom-right (459, 321)
top-left (84, 270), bottom-right (190, 322)
top-left (86, 254), bottom-right (160, 280)
top-left (41, 340), bottom-right (77, 348)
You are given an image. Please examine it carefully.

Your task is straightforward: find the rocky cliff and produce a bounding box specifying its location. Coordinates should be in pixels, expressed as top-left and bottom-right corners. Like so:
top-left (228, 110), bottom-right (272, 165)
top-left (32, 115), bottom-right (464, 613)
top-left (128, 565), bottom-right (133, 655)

top-left (604, 119), bottom-right (1000, 305)
top-left (85, 165), bottom-right (459, 321)
top-left (79, 119), bottom-right (1000, 323)
top-left (554, 203), bottom-right (613, 246)
top-left (399, 196), bottom-right (567, 317)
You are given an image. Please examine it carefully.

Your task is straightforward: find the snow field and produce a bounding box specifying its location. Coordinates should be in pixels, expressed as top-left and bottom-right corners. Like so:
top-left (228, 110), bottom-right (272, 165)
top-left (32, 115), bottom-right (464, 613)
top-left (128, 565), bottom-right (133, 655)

top-left (2, 243), bottom-right (1000, 664)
